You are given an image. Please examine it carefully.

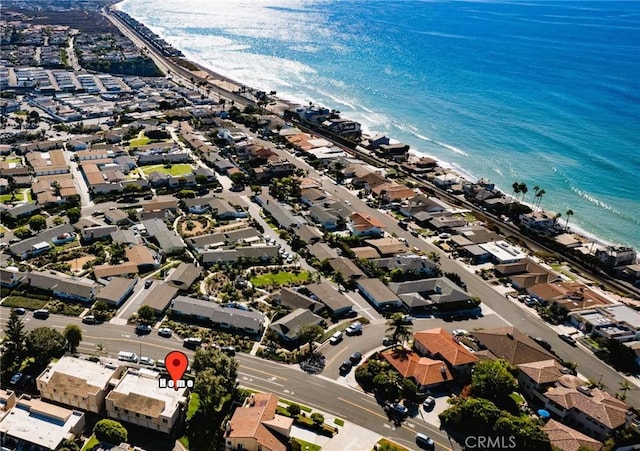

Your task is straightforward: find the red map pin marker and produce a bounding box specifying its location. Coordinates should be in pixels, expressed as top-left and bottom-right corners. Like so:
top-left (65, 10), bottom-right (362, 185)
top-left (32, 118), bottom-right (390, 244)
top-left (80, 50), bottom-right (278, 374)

top-left (165, 351), bottom-right (189, 391)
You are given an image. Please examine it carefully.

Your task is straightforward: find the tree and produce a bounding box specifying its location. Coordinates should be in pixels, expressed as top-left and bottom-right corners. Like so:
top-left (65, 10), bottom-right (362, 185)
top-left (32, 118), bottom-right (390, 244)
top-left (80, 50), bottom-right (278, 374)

top-left (26, 327), bottom-right (67, 365)
top-left (286, 403), bottom-right (301, 416)
top-left (518, 182), bottom-right (528, 203)
top-left (470, 359), bottom-right (518, 410)
top-left (427, 251), bottom-right (440, 265)
top-left (67, 207), bottom-right (81, 223)
top-left (229, 171), bottom-right (246, 186)
top-left (385, 313), bottom-right (412, 348)
top-left (13, 226), bottom-right (32, 239)
top-left (96, 342), bottom-right (108, 356)
top-left (511, 182), bottom-right (520, 203)
top-left (136, 305), bottom-right (155, 323)
top-left (297, 323), bottom-right (324, 355)
top-left (94, 419), bottom-right (128, 445)
top-left (192, 347), bottom-right (238, 394)
top-left (310, 412), bottom-right (324, 426)
top-left (63, 324), bottom-right (82, 353)
top-left (57, 438), bottom-right (80, 451)
top-left (28, 214), bottom-right (47, 232)
top-left (194, 368), bottom-right (225, 412)
top-left (5, 309), bottom-right (27, 352)
top-left (565, 209), bottom-right (574, 230)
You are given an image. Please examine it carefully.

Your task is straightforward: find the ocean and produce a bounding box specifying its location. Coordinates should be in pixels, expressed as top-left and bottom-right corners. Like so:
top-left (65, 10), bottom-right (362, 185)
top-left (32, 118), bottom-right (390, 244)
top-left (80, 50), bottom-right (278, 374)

top-left (118, 0), bottom-right (640, 250)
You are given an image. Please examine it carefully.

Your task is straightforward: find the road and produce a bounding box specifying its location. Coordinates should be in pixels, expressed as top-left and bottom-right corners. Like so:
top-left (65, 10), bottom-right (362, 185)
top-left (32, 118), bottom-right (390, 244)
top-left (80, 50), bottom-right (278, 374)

top-left (0, 307), bottom-right (457, 450)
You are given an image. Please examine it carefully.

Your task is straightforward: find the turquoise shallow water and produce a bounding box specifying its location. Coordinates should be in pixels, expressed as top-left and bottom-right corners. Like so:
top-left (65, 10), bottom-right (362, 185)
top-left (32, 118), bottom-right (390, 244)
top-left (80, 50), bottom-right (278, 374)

top-left (119, 0), bottom-right (640, 249)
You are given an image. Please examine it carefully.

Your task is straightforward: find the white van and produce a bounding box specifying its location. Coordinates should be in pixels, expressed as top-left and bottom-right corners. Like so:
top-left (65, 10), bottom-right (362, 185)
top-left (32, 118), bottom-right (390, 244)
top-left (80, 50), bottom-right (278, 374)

top-left (329, 331), bottom-right (343, 345)
top-left (118, 351), bottom-right (138, 363)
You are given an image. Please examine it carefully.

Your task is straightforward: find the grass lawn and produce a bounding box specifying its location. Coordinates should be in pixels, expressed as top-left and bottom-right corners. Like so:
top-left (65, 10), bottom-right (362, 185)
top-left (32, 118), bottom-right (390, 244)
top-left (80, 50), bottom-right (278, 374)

top-left (0, 189), bottom-right (32, 203)
top-left (81, 435), bottom-right (100, 451)
top-left (187, 393), bottom-right (200, 420)
top-left (293, 438), bottom-right (321, 451)
top-left (129, 135), bottom-right (150, 147)
top-left (140, 164), bottom-right (194, 177)
top-left (376, 438), bottom-right (410, 451)
top-left (1, 157), bottom-right (22, 164)
top-left (250, 271), bottom-right (310, 288)
top-left (321, 322), bottom-right (353, 341)
top-left (509, 392), bottom-right (525, 404)
top-left (2, 296), bottom-right (48, 310)
top-left (333, 418), bottom-right (344, 427)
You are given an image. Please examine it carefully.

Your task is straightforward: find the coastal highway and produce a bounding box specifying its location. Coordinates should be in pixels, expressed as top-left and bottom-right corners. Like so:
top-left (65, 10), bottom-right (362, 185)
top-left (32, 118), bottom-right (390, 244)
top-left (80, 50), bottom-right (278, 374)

top-left (0, 307), bottom-right (458, 451)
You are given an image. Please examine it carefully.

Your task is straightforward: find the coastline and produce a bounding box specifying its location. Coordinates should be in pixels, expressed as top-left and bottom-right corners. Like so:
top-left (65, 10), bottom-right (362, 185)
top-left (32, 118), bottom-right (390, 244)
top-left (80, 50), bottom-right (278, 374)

top-left (113, 1), bottom-right (633, 253)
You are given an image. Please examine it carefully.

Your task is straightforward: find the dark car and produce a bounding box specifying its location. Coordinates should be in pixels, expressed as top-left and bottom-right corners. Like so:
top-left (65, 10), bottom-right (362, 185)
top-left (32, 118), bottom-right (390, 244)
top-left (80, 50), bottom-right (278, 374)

top-left (82, 315), bottom-right (96, 325)
top-left (415, 433), bottom-right (435, 450)
top-left (33, 309), bottom-right (49, 319)
top-left (221, 345), bottom-right (236, 356)
top-left (422, 396), bottom-right (436, 410)
top-left (144, 280), bottom-right (153, 289)
top-left (135, 324), bottom-right (152, 335)
top-left (230, 184), bottom-right (245, 192)
top-left (531, 336), bottom-right (552, 351)
top-left (349, 352), bottom-right (362, 364)
top-left (339, 361), bottom-right (352, 374)
top-left (143, 194), bottom-right (153, 200)
top-left (388, 403), bottom-right (408, 417)
top-left (183, 337), bottom-right (203, 349)
top-left (13, 307), bottom-right (26, 315)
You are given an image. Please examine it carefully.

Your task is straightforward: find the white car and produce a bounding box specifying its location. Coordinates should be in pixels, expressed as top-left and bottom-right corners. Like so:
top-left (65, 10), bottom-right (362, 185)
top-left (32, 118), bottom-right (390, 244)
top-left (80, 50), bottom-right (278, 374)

top-left (452, 329), bottom-right (469, 337)
top-left (139, 357), bottom-right (155, 367)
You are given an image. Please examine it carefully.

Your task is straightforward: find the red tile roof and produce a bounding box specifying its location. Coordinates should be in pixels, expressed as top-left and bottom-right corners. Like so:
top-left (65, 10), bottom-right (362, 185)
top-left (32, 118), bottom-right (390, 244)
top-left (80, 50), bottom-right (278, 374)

top-left (228, 393), bottom-right (292, 451)
top-left (381, 349), bottom-right (452, 387)
top-left (414, 328), bottom-right (478, 367)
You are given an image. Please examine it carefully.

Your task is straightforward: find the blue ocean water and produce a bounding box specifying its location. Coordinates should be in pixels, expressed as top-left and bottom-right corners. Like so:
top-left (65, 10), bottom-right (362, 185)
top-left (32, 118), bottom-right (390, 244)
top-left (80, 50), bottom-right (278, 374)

top-left (118, 0), bottom-right (640, 249)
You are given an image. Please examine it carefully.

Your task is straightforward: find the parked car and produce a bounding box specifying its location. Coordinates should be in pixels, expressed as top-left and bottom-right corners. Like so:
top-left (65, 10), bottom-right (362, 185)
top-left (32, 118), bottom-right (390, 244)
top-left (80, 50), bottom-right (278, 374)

top-left (156, 359), bottom-right (165, 368)
top-left (158, 327), bottom-right (173, 338)
top-left (183, 337), bottom-right (203, 349)
top-left (415, 433), bottom-right (435, 450)
top-left (422, 396), bottom-right (436, 410)
top-left (9, 372), bottom-right (23, 385)
top-left (382, 336), bottom-right (396, 346)
top-left (33, 309), bottom-right (49, 319)
top-left (329, 331), bottom-right (343, 345)
top-left (13, 308), bottom-right (26, 315)
top-left (135, 324), bottom-right (152, 335)
top-left (221, 345), bottom-right (236, 356)
top-left (531, 336), bottom-right (552, 351)
top-left (345, 322), bottom-right (362, 336)
top-left (558, 333), bottom-right (577, 346)
top-left (143, 195), bottom-right (153, 200)
top-left (82, 315), bottom-right (96, 325)
top-left (452, 329), bottom-right (468, 337)
top-left (339, 361), bottom-right (352, 373)
top-left (139, 356), bottom-right (155, 367)
top-left (401, 315), bottom-right (414, 324)
top-left (349, 352), bottom-right (362, 364)
top-left (388, 403), bottom-right (408, 417)
top-left (144, 280), bottom-right (153, 289)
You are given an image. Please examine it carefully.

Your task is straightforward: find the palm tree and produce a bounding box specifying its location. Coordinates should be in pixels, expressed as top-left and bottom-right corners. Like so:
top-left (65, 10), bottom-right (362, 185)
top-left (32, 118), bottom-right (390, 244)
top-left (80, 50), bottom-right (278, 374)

top-left (427, 251), bottom-right (441, 265)
top-left (565, 209), bottom-right (574, 230)
top-left (617, 380), bottom-right (633, 401)
top-left (554, 212), bottom-right (562, 226)
top-left (518, 183), bottom-right (528, 203)
top-left (95, 342), bottom-right (107, 356)
top-left (385, 313), bottom-right (412, 348)
top-left (511, 182), bottom-right (520, 203)
top-left (533, 188), bottom-right (545, 211)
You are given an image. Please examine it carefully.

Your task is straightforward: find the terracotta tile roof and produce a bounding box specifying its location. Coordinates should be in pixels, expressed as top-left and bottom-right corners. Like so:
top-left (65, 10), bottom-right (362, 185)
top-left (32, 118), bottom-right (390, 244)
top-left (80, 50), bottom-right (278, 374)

top-left (543, 419), bottom-right (602, 451)
top-left (414, 328), bottom-right (478, 366)
top-left (228, 393), bottom-right (292, 451)
top-left (471, 326), bottom-right (555, 365)
top-left (349, 212), bottom-right (385, 230)
top-left (381, 349), bottom-right (452, 387)
top-left (517, 359), bottom-right (565, 385)
top-left (545, 386), bottom-right (629, 429)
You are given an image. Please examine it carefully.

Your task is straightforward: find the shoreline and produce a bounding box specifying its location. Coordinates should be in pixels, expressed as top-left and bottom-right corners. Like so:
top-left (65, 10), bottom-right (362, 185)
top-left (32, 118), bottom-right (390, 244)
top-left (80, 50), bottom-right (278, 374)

top-left (114, 1), bottom-right (633, 254)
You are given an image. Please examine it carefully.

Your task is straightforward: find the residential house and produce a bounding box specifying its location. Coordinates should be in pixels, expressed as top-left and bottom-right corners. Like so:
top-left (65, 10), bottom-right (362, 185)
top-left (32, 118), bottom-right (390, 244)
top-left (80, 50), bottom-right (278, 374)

top-left (494, 258), bottom-right (558, 290)
top-left (528, 281), bottom-right (612, 312)
top-left (479, 240), bottom-right (527, 264)
top-left (543, 419), bottom-right (602, 451)
top-left (293, 224), bottom-right (323, 244)
top-left (0, 390), bottom-right (85, 451)
top-left (0, 268), bottom-right (23, 289)
top-left (304, 281), bottom-right (353, 317)
top-left (413, 328), bottom-right (478, 377)
top-left (399, 195), bottom-right (450, 218)
top-left (309, 205), bottom-right (340, 231)
top-left (364, 237), bottom-right (406, 256)
top-left (351, 246), bottom-right (381, 259)
top-left (165, 263), bottom-right (202, 291)
top-left (595, 246), bottom-right (636, 268)
top-left (96, 277), bottom-right (137, 307)
top-left (93, 262), bottom-right (139, 280)
top-left (372, 255), bottom-right (438, 277)
top-left (182, 197), bottom-right (214, 214)
top-left (171, 295), bottom-right (265, 335)
top-left (104, 209), bottom-right (130, 225)
top-left (300, 188), bottom-right (328, 207)
top-left (276, 288), bottom-right (325, 314)
top-left (347, 212), bottom-right (384, 237)
top-left (519, 210), bottom-right (559, 230)
top-left (256, 193), bottom-right (305, 230)
top-left (516, 359), bottom-right (568, 404)
top-left (25, 270), bottom-right (100, 303)
top-left (201, 246), bottom-right (279, 266)
top-left (269, 308), bottom-right (325, 342)
top-left (106, 372), bottom-right (187, 434)
top-left (81, 225), bottom-right (119, 242)
top-left (389, 278), bottom-right (471, 312)
top-left (141, 283), bottom-right (179, 315)
top-left (357, 278), bottom-right (402, 310)
top-left (308, 243), bottom-right (340, 261)
top-left (329, 257), bottom-right (366, 280)
top-left (37, 356), bottom-right (126, 413)
top-left (543, 384), bottom-right (631, 441)
top-left (126, 244), bottom-right (160, 272)
top-left (225, 392), bottom-right (293, 451)
top-left (472, 326), bottom-right (555, 365)
top-left (371, 183), bottom-right (415, 202)
top-left (209, 198), bottom-right (244, 219)
top-left (380, 349), bottom-right (453, 390)
top-left (568, 304), bottom-right (640, 342)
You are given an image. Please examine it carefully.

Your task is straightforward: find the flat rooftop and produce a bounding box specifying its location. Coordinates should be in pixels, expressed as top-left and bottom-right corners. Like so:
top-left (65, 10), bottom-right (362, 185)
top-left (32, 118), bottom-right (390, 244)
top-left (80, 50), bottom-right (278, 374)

top-left (480, 240), bottom-right (526, 262)
top-left (39, 356), bottom-right (120, 389)
top-left (108, 372), bottom-right (186, 418)
top-left (0, 397), bottom-right (83, 449)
